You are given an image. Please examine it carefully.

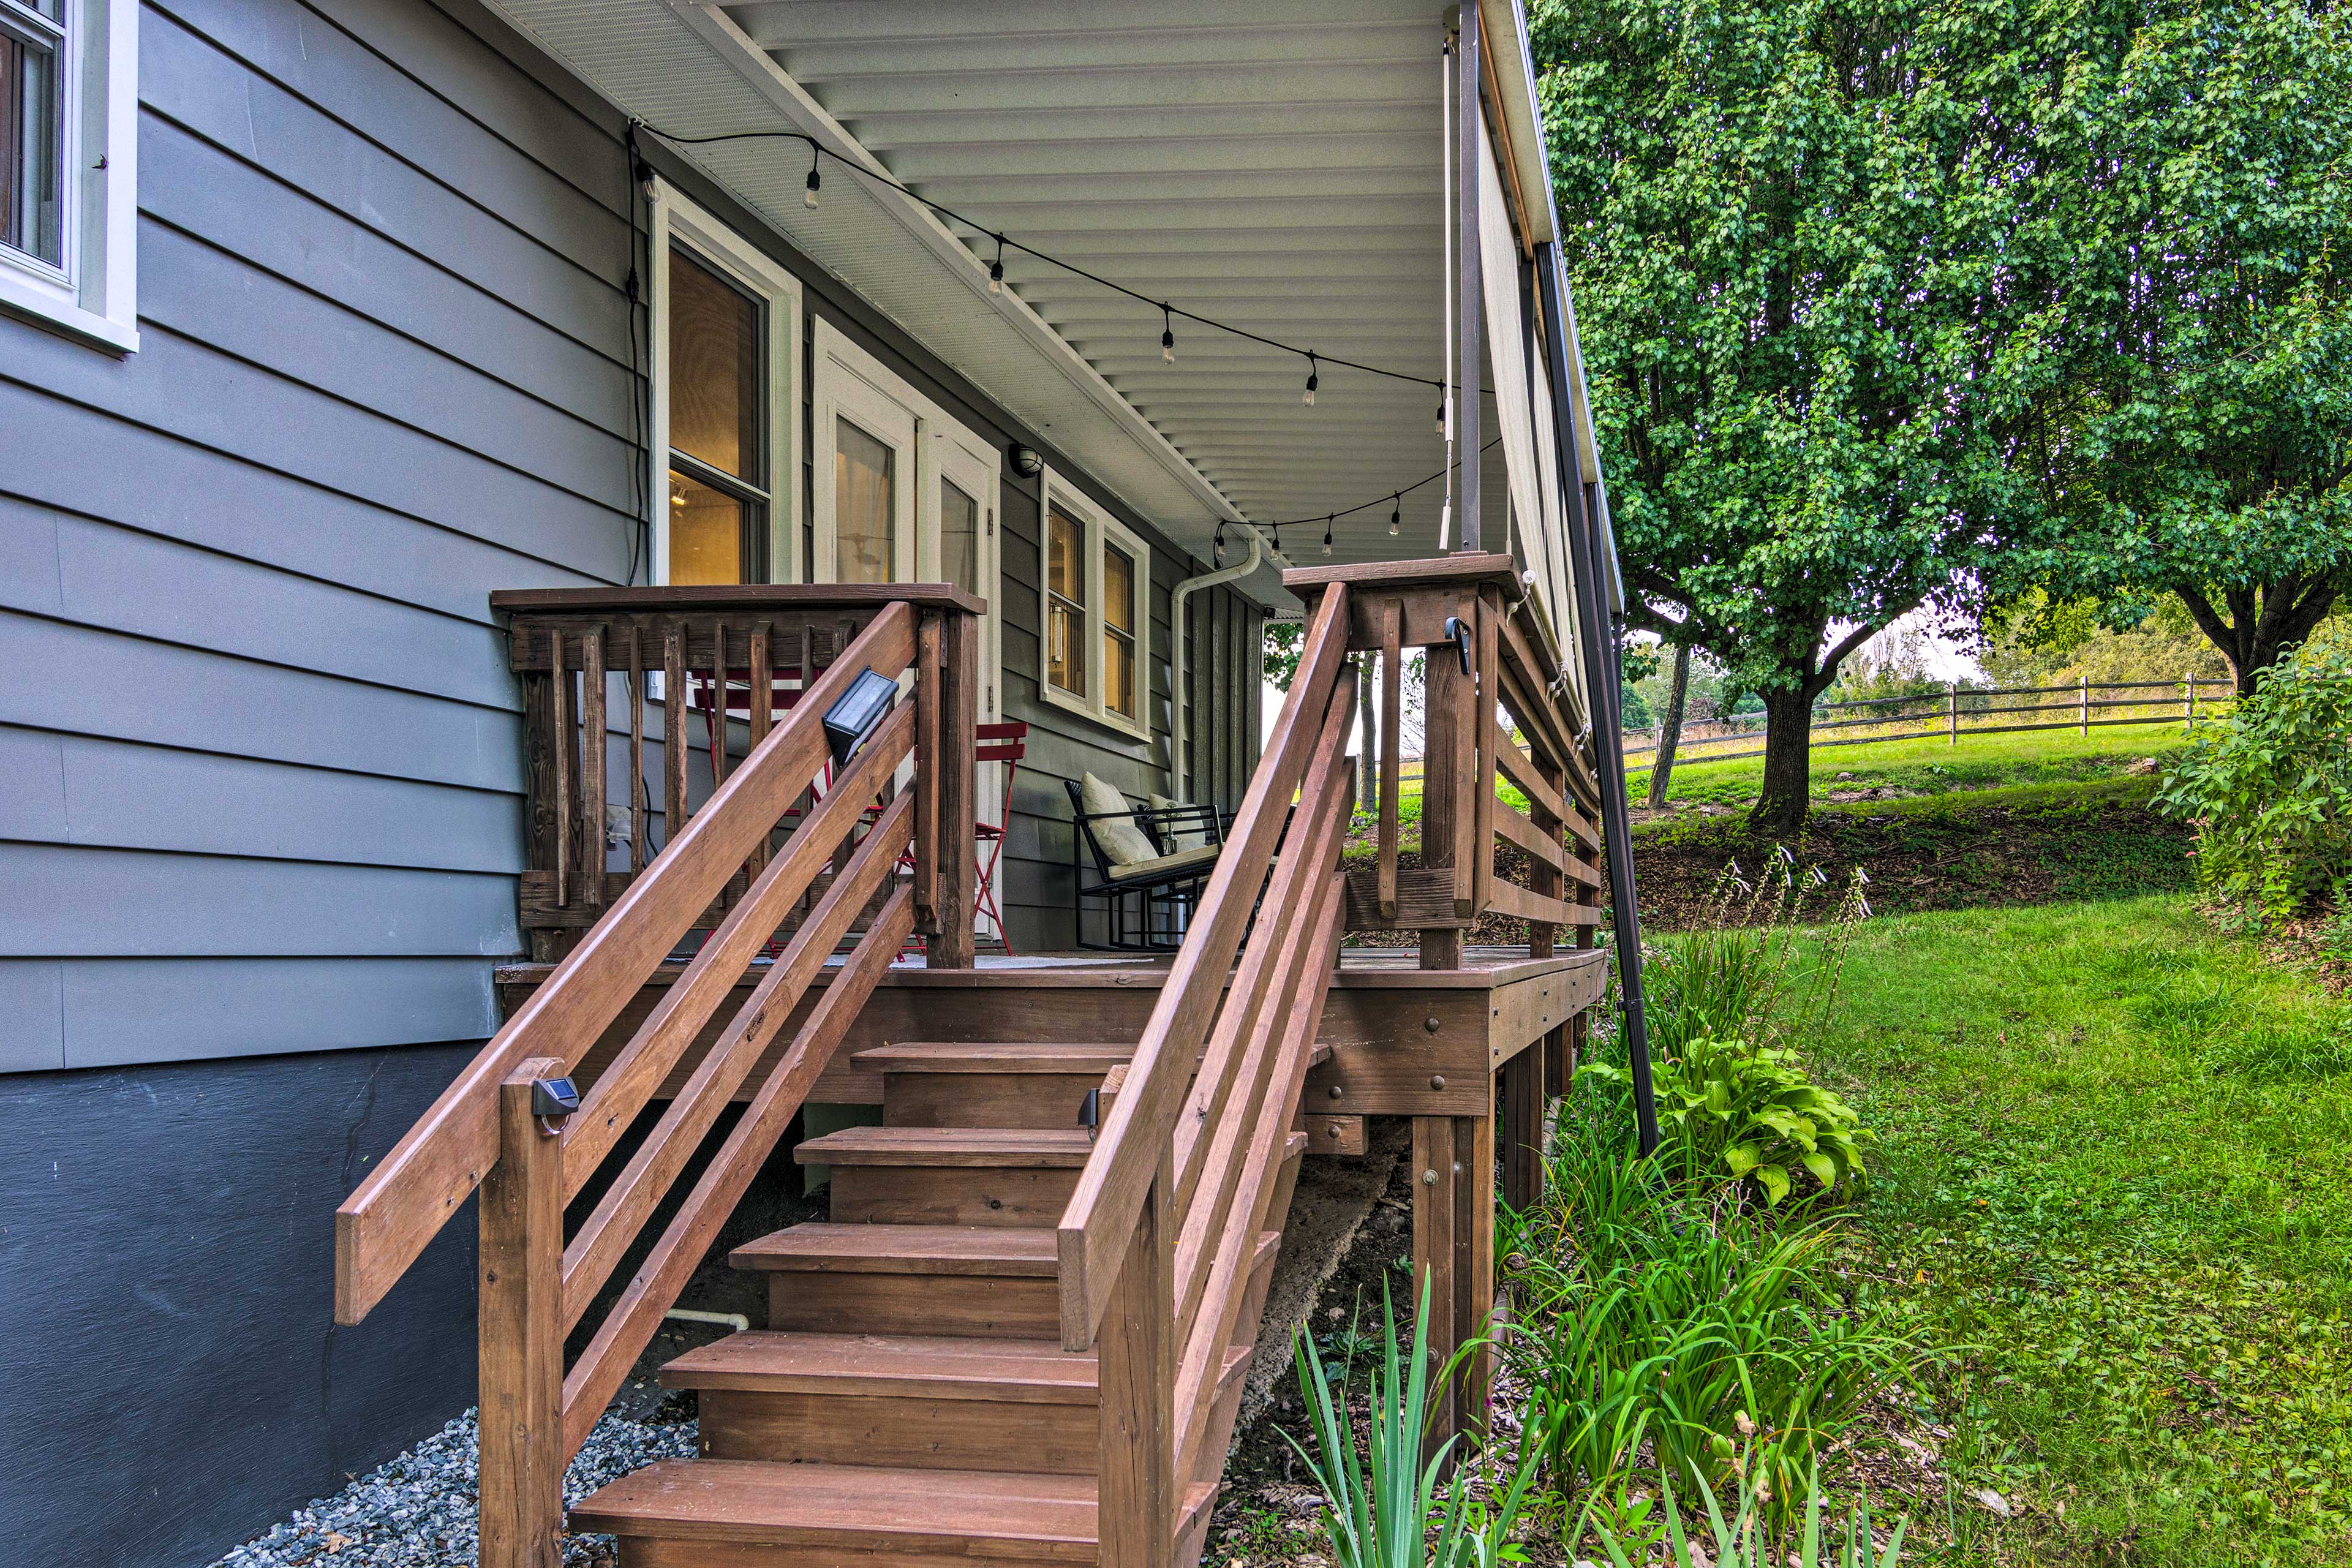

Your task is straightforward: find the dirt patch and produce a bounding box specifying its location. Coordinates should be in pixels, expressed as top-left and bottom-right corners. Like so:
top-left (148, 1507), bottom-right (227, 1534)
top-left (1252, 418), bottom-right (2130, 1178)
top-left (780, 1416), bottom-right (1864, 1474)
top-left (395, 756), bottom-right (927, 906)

top-left (1632, 780), bottom-right (2193, 930)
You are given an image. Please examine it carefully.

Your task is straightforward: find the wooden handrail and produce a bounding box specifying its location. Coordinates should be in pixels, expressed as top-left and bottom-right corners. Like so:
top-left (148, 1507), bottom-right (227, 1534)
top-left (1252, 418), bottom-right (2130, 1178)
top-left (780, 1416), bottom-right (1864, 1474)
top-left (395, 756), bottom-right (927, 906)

top-left (1055, 581), bottom-right (1355, 1350)
top-left (333, 601), bottom-right (921, 1326)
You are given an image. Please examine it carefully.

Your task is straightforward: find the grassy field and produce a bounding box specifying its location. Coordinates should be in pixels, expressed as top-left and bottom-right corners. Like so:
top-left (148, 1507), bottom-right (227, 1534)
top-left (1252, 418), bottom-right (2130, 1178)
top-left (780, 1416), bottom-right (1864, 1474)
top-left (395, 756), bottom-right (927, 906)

top-left (1626, 725), bottom-right (2193, 808)
top-left (1814, 895), bottom-right (2352, 1566)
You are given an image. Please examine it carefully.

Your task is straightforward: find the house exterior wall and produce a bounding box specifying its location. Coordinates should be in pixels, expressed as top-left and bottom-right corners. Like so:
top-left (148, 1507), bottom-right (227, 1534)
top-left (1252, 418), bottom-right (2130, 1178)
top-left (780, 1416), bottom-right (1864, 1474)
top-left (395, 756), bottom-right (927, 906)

top-left (0, 0), bottom-right (1262, 1561)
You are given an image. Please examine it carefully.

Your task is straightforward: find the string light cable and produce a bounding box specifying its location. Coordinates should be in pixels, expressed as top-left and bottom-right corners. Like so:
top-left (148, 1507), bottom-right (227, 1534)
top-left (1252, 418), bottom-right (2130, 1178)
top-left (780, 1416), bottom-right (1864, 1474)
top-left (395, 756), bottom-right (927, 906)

top-left (631, 118), bottom-right (1501, 403)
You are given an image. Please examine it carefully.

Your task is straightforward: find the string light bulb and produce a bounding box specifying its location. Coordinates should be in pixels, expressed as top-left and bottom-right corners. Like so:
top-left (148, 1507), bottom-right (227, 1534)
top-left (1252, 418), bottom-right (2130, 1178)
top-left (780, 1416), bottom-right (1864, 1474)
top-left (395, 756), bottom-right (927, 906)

top-left (804, 145), bottom-right (821, 209)
top-left (1213, 520), bottom-right (1225, 564)
top-left (1302, 353), bottom-right (1319, 407)
top-left (1436, 397), bottom-right (1447, 437)
top-left (1390, 494), bottom-right (1402, 537)
top-left (1322, 516), bottom-right (1334, 557)
top-left (989, 235), bottom-right (1005, 294)
top-left (1161, 304), bottom-right (1175, 364)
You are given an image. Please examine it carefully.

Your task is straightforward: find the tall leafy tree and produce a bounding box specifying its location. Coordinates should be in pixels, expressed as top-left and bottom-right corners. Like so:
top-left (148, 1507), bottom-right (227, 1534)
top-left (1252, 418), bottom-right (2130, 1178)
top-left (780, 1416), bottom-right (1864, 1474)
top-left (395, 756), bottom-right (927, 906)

top-left (2025, 1), bottom-right (2352, 693)
top-left (1531, 0), bottom-right (2061, 828)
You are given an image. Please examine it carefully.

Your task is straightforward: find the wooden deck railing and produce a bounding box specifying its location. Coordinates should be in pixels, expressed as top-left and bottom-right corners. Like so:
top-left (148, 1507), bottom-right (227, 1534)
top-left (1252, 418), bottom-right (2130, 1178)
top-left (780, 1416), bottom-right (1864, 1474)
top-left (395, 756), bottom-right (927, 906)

top-left (1287, 555), bottom-right (1608, 969)
top-left (1061, 579), bottom-right (1360, 1566)
top-left (333, 585), bottom-right (981, 1568)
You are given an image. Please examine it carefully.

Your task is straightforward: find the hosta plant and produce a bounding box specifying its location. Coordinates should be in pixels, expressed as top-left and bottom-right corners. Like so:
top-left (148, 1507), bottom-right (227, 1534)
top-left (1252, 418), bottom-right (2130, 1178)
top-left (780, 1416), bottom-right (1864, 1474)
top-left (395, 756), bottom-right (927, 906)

top-left (1587, 1032), bottom-right (1871, 1204)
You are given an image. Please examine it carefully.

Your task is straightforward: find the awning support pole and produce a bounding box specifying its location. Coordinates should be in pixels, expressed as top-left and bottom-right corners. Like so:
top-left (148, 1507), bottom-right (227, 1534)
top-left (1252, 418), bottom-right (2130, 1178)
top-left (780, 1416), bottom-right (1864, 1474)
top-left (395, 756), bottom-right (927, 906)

top-left (1533, 240), bottom-right (1659, 1158)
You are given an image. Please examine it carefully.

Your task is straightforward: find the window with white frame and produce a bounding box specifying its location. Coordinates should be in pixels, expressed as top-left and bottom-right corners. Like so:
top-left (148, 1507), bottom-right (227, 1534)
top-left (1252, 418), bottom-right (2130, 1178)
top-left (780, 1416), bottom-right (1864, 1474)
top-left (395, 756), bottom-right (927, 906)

top-left (648, 184), bottom-right (801, 584)
top-left (1039, 472), bottom-right (1151, 739)
top-left (0, 0), bottom-right (135, 352)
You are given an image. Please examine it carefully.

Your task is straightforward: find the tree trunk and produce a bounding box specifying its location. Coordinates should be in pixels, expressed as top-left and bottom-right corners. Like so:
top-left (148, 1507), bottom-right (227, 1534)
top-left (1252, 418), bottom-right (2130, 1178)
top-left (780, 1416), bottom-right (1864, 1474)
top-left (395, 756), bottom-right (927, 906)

top-left (2178, 579), bottom-right (2343, 699)
top-left (1645, 643), bottom-right (1692, 810)
top-left (1748, 685), bottom-right (1815, 832)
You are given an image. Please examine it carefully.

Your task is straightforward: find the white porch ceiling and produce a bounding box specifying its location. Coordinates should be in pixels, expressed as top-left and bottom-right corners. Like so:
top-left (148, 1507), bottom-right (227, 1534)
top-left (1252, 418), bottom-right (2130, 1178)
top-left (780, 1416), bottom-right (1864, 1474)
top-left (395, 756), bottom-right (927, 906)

top-left (492, 0), bottom-right (1536, 602)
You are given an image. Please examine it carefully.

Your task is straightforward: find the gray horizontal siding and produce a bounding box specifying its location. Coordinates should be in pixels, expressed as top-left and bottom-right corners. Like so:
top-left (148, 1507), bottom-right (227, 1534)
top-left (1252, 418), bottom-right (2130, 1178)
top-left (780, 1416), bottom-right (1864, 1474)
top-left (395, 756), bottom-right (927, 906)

top-left (0, 845), bottom-right (520, 957)
top-left (0, 379), bottom-right (605, 624)
top-left (0, 957), bottom-right (500, 1071)
top-left (0, 728), bottom-right (521, 873)
top-left (1, 0), bottom-right (637, 1084)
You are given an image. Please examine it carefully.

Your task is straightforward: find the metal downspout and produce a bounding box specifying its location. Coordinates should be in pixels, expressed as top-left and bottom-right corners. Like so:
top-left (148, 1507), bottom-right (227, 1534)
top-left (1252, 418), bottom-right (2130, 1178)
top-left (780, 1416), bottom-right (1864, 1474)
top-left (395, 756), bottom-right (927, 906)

top-left (1534, 241), bottom-right (1660, 1157)
top-left (1169, 527), bottom-right (1265, 795)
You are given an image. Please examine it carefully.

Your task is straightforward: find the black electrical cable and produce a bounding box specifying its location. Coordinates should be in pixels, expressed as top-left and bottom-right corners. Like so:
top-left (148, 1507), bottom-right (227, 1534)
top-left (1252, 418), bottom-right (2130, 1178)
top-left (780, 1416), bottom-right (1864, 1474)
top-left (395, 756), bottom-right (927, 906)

top-left (633, 119), bottom-right (1498, 399)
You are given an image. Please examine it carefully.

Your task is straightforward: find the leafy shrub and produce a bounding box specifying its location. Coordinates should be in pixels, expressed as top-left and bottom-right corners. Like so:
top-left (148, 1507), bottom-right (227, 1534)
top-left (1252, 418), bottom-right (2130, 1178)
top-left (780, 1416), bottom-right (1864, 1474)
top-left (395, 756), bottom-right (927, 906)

top-left (2157, 644), bottom-right (2352, 927)
top-left (1286, 1276), bottom-right (1541, 1568)
top-left (1588, 1034), bottom-right (1871, 1204)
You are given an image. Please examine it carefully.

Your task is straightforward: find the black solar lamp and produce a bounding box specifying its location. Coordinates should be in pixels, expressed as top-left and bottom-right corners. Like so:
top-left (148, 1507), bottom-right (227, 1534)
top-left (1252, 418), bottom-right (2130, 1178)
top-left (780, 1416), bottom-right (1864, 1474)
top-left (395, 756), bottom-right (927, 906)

top-left (824, 668), bottom-right (899, 766)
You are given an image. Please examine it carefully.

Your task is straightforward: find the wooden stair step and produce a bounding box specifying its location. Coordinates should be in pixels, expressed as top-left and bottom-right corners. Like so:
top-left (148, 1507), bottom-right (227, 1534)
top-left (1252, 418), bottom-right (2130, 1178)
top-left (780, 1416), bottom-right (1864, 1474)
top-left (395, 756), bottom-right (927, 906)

top-left (794, 1127), bottom-right (1095, 1168)
top-left (731, 1223), bottom-right (1057, 1276)
top-left (666, 1330), bottom-right (1258, 1475)
top-left (662, 1330), bottom-right (1098, 1404)
top-left (799, 1128), bottom-right (1092, 1227)
top-left (569, 1458), bottom-right (1218, 1565)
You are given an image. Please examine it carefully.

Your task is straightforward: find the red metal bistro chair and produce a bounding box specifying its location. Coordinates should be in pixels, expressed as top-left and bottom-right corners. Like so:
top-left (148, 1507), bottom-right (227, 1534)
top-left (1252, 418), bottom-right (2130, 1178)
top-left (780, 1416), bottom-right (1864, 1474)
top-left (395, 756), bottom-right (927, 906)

top-left (973, 721), bottom-right (1028, 956)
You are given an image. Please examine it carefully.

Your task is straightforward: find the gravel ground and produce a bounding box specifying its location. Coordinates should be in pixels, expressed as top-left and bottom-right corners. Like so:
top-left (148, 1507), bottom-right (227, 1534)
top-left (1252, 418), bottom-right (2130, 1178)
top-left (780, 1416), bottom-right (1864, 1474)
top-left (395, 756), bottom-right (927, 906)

top-left (208, 1400), bottom-right (698, 1568)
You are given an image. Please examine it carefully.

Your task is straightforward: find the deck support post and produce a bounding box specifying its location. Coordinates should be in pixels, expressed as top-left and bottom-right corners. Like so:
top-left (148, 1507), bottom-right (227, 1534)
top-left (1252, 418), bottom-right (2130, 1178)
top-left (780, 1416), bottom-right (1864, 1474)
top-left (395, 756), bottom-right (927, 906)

top-left (1418, 613), bottom-right (1476, 971)
top-left (1098, 1148), bottom-right (1176, 1568)
top-left (1501, 1044), bottom-right (1545, 1213)
top-left (478, 1058), bottom-right (567, 1568)
top-left (1412, 1112), bottom-right (1494, 1460)
top-left (921, 606), bottom-right (981, 968)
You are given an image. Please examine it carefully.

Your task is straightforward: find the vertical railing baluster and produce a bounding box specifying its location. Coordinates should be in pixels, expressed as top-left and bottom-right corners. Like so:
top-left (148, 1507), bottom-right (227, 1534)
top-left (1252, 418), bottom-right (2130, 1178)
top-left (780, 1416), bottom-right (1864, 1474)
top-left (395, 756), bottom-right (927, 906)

top-left (748, 623), bottom-right (772, 881)
top-left (929, 607), bottom-right (979, 968)
top-left (551, 630), bottom-right (570, 911)
top-left (581, 629), bottom-right (606, 914)
top-left (663, 628), bottom-right (687, 853)
top-left (626, 627), bottom-right (646, 873)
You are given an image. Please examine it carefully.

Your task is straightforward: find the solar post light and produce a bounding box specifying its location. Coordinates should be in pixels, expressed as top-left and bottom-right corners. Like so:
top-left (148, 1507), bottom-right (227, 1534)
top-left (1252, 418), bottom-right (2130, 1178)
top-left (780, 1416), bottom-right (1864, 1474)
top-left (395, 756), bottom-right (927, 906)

top-left (824, 668), bottom-right (900, 767)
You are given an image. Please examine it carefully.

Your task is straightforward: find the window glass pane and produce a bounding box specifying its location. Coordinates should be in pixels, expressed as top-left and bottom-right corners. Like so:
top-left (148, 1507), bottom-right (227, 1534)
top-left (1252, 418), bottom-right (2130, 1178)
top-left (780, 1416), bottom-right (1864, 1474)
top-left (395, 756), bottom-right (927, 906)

top-left (668, 469), bottom-right (748, 585)
top-left (834, 417), bottom-right (896, 583)
top-left (1103, 545), bottom-right (1135, 635)
top-left (1046, 507), bottom-right (1086, 699)
top-left (668, 249), bottom-right (761, 482)
top-left (940, 478), bottom-right (980, 597)
top-left (2, 28), bottom-right (62, 266)
top-left (1102, 544), bottom-right (1137, 719)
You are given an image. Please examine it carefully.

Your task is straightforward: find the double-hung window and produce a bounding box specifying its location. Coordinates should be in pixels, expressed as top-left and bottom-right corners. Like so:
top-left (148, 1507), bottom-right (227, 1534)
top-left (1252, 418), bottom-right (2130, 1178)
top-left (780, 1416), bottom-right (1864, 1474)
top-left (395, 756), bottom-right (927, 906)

top-left (648, 184), bottom-right (801, 584)
top-left (0, 0), bottom-right (135, 351)
top-left (1039, 472), bottom-right (1151, 739)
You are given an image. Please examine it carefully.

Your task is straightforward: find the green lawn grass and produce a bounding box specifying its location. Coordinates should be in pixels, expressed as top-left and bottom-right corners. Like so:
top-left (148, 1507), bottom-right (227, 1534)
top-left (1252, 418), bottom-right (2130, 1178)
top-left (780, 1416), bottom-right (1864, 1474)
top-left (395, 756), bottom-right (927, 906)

top-left (1812, 895), bottom-right (2352, 1564)
top-left (1629, 725), bottom-right (2193, 809)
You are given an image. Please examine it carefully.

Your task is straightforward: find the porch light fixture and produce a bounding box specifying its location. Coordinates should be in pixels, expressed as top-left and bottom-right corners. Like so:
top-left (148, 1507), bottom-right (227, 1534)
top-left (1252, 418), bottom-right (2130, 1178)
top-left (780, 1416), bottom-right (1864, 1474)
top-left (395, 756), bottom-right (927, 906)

top-left (823, 668), bottom-right (899, 766)
top-left (1009, 443), bottom-right (1043, 478)
top-left (1302, 353), bottom-right (1319, 407)
top-left (804, 145), bottom-right (822, 208)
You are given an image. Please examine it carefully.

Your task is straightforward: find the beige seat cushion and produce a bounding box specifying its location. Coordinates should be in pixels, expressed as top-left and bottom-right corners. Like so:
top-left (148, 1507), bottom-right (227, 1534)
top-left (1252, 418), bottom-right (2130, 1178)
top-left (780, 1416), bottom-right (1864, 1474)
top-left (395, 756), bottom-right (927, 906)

top-left (1079, 772), bottom-right (1159, 867)
top-left (1148, 791), bottom-right (1212, 851)
top-left (1101, 843), bottom-right (1221, 885)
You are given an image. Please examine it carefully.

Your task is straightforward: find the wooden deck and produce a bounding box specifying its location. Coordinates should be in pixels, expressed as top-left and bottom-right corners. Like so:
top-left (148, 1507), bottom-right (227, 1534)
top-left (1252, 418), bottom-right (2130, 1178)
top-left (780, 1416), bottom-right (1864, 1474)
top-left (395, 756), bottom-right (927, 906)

top-left (494, 943), bottom-right (1603, 1121)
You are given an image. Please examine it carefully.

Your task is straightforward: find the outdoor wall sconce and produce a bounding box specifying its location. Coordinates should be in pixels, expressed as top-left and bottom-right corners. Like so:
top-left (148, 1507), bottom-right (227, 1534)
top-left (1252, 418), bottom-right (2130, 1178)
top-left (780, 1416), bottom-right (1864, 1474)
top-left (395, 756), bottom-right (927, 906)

top-left (1009, 443), bottom-right (1044, 478)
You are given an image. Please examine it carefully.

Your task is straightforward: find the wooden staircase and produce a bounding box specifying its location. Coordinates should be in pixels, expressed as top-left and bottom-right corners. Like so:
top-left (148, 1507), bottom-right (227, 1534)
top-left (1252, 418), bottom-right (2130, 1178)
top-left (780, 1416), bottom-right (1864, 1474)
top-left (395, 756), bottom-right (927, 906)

top-left (571, 1036), bottom-right (1318, 1565)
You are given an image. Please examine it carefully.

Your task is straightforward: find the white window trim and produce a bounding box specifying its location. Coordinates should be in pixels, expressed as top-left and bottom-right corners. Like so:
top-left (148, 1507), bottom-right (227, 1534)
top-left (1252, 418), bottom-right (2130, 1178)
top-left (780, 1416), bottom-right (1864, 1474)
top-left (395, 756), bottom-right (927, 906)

top-left (0, 0), bottom-right (137, 353)
top-left (647, 180), bottom-right (802, 585)
top-left (1039, 468), bottom-right (1153, 742)
top-left (815, 318), bottom-right (1004, 720)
